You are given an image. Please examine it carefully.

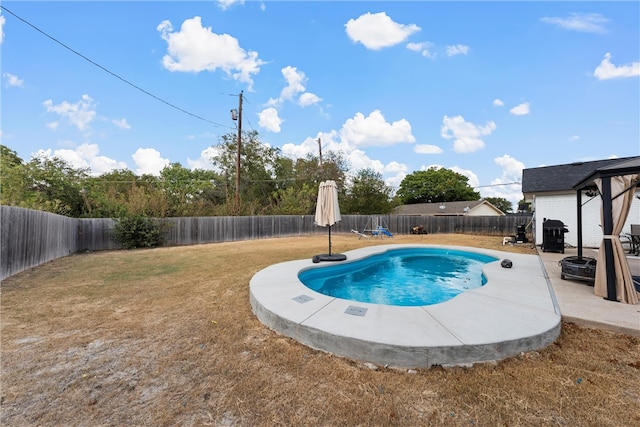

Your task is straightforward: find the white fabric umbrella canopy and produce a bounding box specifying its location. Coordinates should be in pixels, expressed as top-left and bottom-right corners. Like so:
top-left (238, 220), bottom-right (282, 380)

top-left (315, 180), bottom-right (341, 227)
top-left (313, 180), bottom-right (345, 261)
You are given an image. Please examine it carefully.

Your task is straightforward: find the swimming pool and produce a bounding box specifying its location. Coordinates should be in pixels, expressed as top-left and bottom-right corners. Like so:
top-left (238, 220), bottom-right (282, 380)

top-left (250, 244), bottom-right (561, 368)
top-left (299, 247), bottom-right (498, 306)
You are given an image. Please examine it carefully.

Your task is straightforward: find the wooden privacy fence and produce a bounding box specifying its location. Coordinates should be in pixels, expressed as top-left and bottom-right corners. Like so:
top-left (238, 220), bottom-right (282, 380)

top-left (1, 206), bottom-right (79, 281)
top-left (1, 206), bottom-right (532, 281)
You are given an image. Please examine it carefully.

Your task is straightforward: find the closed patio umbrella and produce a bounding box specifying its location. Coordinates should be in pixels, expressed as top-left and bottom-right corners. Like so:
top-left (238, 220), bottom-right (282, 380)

top-left (313, 180), bottom-right (346, 262)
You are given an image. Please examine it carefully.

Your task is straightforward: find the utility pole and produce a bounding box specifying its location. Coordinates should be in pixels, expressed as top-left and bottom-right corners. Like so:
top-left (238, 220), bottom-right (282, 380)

top-left (231, 91), bottom-right (243, 213)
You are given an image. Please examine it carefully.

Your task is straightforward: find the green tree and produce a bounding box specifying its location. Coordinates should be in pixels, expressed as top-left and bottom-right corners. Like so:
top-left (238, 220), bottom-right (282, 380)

top-left (112, 215), bottom-right (166, 249)
top-left (210, 130), bottom-right (282, 214)
top-left (396, 167), bottom-right (480, 204)
top-left (293, 151), bottom-right (349, 190)
top-left (82, 168), bottom-right (140, 217)
top-left (18, 154), bottom-right (89, 217)
top-left (158, 163), bottom-right (222, 216)
top-left (0, 145), bottom-right (28, 207)
top-left (343, 168), bottom-right (394, 214)
top-left (484, 197), bottom-right (513, 214)
top-left (273, 183), bottom-right (316, 215)
top-left (268, 151), bottom-right (350, 215)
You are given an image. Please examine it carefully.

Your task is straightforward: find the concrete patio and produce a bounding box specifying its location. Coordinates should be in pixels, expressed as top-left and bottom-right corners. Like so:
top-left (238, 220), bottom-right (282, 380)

top-left (250, 243), bottom-right (639, 369)
top-left (250, 245), bottom-right (563, 368)
top-left (538, 246), bottom-right (640, 337)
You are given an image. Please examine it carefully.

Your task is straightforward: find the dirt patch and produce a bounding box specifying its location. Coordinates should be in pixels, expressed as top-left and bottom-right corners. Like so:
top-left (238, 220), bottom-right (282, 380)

top-left (2, 234), bottom-right (639, 426)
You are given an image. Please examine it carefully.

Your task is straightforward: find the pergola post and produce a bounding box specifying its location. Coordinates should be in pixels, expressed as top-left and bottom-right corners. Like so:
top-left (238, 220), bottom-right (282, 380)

top-left (600, 177), bottom-right (617, 301)
top-left (576, 190), bottom-right (583, 259)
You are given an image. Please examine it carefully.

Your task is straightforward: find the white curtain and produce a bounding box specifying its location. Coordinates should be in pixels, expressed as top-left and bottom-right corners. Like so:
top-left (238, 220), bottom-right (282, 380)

top-left (594, 174), bottom-right (639, 304)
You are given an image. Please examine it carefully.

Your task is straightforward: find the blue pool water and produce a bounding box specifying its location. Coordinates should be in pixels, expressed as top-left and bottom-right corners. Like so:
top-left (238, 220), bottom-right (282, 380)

top-left (298, 248), bottom-right (498, 306)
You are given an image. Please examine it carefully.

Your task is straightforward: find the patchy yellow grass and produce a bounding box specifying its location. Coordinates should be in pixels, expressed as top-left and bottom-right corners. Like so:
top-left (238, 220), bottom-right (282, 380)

top-left (2, 234), bottom-right (639, 426)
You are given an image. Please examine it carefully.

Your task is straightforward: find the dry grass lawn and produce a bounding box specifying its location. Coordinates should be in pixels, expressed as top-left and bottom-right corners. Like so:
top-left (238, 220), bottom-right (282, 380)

top-left (1, 234), bottom-right (639, 426)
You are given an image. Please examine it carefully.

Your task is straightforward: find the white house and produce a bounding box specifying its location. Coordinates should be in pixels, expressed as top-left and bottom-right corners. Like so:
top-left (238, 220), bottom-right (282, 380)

top-left (522, 156), bottom-right (640, 248)
top-left (392, 199), bottom-right (505, 216)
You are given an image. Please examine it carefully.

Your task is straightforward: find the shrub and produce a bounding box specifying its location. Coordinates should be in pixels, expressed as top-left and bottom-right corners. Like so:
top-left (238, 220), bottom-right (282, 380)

top-left (113, 215), bottom-right (165, 249)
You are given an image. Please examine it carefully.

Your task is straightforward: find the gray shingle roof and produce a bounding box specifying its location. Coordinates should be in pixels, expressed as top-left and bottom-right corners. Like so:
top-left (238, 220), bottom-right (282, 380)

top-left (522, 156), bottom-right (640, 194)
top-left (392, 200), bottom-right (502, 216)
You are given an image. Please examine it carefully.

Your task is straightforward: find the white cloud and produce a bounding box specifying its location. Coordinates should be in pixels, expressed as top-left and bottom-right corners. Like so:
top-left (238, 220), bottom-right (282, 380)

top-left (414, 144), bottom-right (443, 154)
top-left (258, 107), bottom-right (282, 133)
top-left (34, 143), bottom-right (128, 175)
top-left (42, 94), bottom-right (97, 132)
top-left (216, 0), bottom-right (244, 10)
top-left (112, 118), bottom-right (131, 129)
top-left (386, 172), bottom-right (407, 190)
top-left (348, 148), bottom-right (385, 172)
top-left (494, 154), bottom-right (524, 181)
top-left (344, 148), bottom-right (408, 190)
top-left (265, 97), bottom-right (279, 107)
top-left (0, 13), bottom-right (5, 44)
top-left (384, 161), bottom-right (407, 174)
top-left (279, 66), bottom-right (306, 101)
top-left (46, 122), bottom-right (58, 130)
top-left (280, 127), bottom-right (409, 190)
top-left (446, 44), bottom-right (469, 56)
top-left (3, 72), bottom-right (24, 88)
top-left (450, 166), bottom-right (480, 189)
top-left (345, 12), bottom-right (420, 50)
top-left (440, 115), bottom-right (496, 153)
top-left (268, 66), bottom-right (321, 109)
top-left (478, 154), bottom-right (526, 209)
top-left (493, 99), bottom-right (504, 107)
top-left (593, 52), bottom-right (640, 80)
top-left (132, 148), bottom-right (170, 176)
top-left (406, 42), bottom-right (435, 58)
top-left (509, 102), bottom-right (530, 115)
top-left (280, 134), bottom-right (322, 159)
top-left (280, 109), bottom-right (415, 158)
top-left (569, 135), bottom-right (580, 142)
top-left (340, 110), bottom-right (415, 147)
top-left (299, 92), bottom-right (321, 107)
top-left (540, 13), bottom-right (609, 34)
top-left (157, 16), bottom-right (264, 90)
top-left (187, 146), bottom-right (218, 170)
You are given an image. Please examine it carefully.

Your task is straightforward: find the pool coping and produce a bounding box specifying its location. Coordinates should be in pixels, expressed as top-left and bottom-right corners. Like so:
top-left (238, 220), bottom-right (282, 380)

top-left (249, 244), bottom-right (562, 368)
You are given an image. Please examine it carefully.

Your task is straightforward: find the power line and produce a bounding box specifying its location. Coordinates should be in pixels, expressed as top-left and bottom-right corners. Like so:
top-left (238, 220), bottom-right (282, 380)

top-left (1, 5), bottom-right (232, 129)
top-left (473, 182), bottom-right (521, 189)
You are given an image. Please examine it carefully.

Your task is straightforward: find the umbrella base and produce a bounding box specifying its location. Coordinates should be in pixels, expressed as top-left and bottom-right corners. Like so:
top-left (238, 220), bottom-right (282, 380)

top-left (312, 254), bottom-right (347, 263)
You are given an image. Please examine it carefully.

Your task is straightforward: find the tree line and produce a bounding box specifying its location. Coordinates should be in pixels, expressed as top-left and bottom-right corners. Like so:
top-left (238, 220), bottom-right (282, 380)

top-left (1, 130), bottom-right (514, 219)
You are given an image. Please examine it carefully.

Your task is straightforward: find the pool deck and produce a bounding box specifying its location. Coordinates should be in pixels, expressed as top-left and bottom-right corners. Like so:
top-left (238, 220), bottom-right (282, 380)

top-left (250, 244), bottom-right (563, 368)
top-left (538, 246), bottom-right (640, 337)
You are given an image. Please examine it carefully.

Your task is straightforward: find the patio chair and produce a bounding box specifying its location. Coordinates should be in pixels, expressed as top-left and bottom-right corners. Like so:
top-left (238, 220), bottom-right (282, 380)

top-left (621, 233), bottom-right (634, 254)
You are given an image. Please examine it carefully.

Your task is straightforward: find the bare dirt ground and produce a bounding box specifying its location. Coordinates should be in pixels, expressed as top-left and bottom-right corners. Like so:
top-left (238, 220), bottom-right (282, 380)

top-left (1, 234), bottom-right (639, 426)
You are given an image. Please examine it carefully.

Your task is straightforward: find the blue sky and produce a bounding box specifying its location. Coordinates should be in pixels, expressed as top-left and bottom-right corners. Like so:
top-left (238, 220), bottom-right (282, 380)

top-left (2, 1), bottom-right (639, 208)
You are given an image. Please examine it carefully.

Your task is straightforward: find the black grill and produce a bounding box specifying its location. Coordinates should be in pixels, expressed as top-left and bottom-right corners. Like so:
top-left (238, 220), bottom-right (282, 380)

top-left (542, 218), bottom-right (568, 253)
top-left (515, 224), bottom-right (528, 243)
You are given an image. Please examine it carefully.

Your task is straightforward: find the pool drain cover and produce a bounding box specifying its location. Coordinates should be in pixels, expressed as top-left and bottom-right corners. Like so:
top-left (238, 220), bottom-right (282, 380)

top-left (292, 294), bottom-right (314, 304)
top-left (345, 305), bottom-right (367, 317)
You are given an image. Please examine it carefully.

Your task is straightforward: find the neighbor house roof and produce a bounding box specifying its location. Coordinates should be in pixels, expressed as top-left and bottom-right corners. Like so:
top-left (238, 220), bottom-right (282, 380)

top-left (392, 199), bottom-right (504, 216)
top-left (522, 156), bottom-right (640, 195)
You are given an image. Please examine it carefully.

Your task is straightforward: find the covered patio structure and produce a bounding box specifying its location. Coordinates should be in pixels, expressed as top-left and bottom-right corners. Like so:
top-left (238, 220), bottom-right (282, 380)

top-left (573, 157), bottom-right (640, 304)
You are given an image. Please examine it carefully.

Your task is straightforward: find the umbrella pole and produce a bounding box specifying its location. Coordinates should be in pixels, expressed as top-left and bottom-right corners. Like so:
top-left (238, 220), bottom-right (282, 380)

top-left (328, 225), bottom-right (332, 255)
